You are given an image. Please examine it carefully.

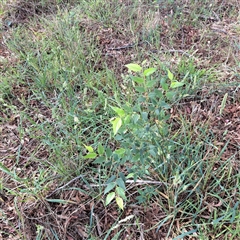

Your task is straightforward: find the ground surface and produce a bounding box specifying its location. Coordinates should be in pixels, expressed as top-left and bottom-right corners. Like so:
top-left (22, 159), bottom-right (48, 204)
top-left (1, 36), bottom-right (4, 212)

top-left (0, 0), bottom-right (240, 239)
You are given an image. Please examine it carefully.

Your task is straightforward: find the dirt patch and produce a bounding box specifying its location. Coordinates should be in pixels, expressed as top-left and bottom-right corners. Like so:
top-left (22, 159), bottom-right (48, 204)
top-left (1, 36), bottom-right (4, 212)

top-left (0, 33), bottom-right (17, 70)
top-left (2, 0), bottom-right (75, 24)
top-left (2, 188), bottom-right (169, 239)
top-left (170, 87), bottom-right (240, 163)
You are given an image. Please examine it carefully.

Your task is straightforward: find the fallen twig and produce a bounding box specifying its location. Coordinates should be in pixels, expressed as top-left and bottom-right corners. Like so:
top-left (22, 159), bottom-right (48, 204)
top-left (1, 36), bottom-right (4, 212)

top-left (47, 176), bottom-right (166, 197)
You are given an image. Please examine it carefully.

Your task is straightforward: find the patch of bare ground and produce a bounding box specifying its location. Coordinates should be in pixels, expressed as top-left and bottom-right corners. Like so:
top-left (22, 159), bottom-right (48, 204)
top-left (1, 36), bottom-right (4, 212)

top-left (0, 30), bottom-right (18, 70)
top-left (2, 188), bottom-right (171, 239)
top-left (2, 0), bottom-right (77, 24)
top-left (170, 87), bottom-right (240, 163)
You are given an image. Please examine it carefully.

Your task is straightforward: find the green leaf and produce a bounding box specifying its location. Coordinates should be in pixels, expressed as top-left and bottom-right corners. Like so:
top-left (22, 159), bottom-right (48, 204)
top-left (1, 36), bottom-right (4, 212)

top-left (115, 135), bottom-right (123, 140)
top-left (0, 164), bottom-right (23, 182)
top-left (126, 173), bottom-right (134, 179)
top-left (119, 172), bottom-right (126, 181)
top-left (131, 76), bottom-right (144, 84)
top-left (111, 106), bottom-right (125, 117)
top-left (135, 86), bottom-right (145, 93)
top-left (162, 82), bottom-right (169, 91)
top-left (46, 199), bottom-right (76, 204)
top-left (146, 80), bottom-right (157, 88)
top-left (167, 69), bottom-right (174, 81)
top-left (132, 113), bottom-right (140, 123)
top-left (114, 148), bottom-right (125, 156)
top-left (97, 144), bottom-right (104, 155)
top-left (148, 91), bottom-right (156, 99)
top-left (166, 91), bottom-right (175, 101)
top-left (106, 192), bottom-right (115, 206)
top-left (143, 67), bottom-right (157, 77)
top-left (141, 112), bottom-right (148, 121)
top-left (110, 117), bottom-right (122, 135)
top-left (116, 187), bottom-right (126, 200)
top-left (125, 63), bottom-right (142, 72)
top-left (106, 175), bottom-right (116, 184)
top-left (0, 162), bottom-right (14, 177)
top-left (104, 182), bottom-right (116, 195)
top-left (159, 100), bottom-right (171, 109)
top-left (106, 147), bottom-right (113, 158)
top-left (170, 81), bottom-right (185, 88)
top-left (83, 152), bottom-right (97, 159)
top-left (116, 178), bottom-right (126, 190)
top-left (83, 144), bottom-right (94, 153)
top-left (149, 149), bottom-right (157, 157)
top-left (93, 156), bottom-right (105, 164)
top-left (154, 89), bottom-right (163, 98)
top-left (116, 196), bottom-right (124, 210)
top-left (220, 93), bottom-right (228, 115)
top-left (160, 78), bottom-right (169, 91)
top-left (124, 115), bottom-right (131, 124)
